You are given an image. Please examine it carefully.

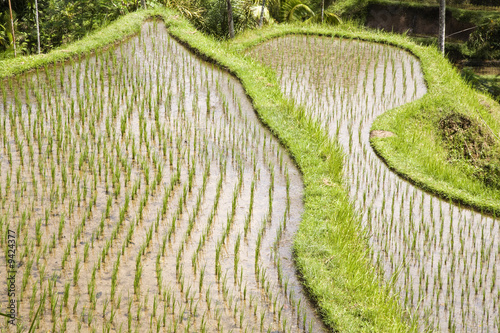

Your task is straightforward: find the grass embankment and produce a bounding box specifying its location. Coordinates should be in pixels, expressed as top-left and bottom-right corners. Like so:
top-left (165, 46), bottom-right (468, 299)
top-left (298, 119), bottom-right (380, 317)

top-left (0, 9), bottom-right (417, 333)
top-left (367, 37), bottom-right (500, 215)
top-left (233, 20), bottom-right (500, 216)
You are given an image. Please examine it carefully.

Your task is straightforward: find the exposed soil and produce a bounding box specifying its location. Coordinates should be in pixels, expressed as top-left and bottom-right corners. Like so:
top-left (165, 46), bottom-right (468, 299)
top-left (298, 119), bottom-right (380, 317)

top-left (370, 130), bottom-right (395, 138)
top-left (366, 3), bottom-right (475, 41)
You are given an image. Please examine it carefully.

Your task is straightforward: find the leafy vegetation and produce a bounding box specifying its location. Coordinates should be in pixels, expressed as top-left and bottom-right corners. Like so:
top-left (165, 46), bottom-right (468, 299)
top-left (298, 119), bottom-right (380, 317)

top-left (0, 0), bottom-right (139, 57)
top-left (466, 19), bottom-right (500, 59)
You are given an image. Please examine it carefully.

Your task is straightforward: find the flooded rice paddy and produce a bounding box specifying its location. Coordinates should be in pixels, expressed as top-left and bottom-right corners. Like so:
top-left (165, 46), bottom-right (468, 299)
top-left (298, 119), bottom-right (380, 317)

top-left (0, 22), bottom-right (328, 332)
top-left (248, 35), bottom-right (500, 332)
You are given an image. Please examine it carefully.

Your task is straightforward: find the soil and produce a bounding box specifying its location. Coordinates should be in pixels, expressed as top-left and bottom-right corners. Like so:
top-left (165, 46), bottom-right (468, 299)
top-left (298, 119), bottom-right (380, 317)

top-left (370, 130), bottom-right (395, 138)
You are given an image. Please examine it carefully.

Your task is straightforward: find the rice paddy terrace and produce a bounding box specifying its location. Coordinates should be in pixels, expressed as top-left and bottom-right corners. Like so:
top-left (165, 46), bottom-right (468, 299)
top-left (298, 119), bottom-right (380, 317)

top-left (248, 35), bottom-right (500, 332)
top-left (0, 21), bottom-right (328, 332)
top-left (1, 14), bottom-right (499, 333)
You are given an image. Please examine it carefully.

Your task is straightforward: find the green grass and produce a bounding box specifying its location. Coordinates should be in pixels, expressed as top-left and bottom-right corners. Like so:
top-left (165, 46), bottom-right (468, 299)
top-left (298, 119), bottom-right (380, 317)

top-left (464, 71), bottom-right (500, 99)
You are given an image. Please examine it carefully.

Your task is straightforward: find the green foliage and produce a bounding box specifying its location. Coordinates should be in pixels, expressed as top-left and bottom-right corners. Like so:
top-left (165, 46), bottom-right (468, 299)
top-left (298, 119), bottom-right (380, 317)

top-left (0, 10), bottom-right (28, 58)
top-left (249, 5), bottom-right (273, 24)
top-left (281, 0), bottom-right (314, 21)
top-left (328, 0), bottom-right (369, 18)
top-left (0, 18), bottom-right (11, 55)
top-left (156, 0), bottom-right (204, 21)
top-left (466, 19), bottom-right (500, 59)
top-left (0, 0), bottom-right (342, 49)
top-left (0, 22), bottom-right (6, 49)
top-left (280, 0), bottom-right (341, 24)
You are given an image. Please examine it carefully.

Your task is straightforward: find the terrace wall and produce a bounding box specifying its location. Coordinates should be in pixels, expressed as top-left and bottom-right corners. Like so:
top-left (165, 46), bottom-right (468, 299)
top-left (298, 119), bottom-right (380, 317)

top-left (366, 3), bottom-right (475, 40)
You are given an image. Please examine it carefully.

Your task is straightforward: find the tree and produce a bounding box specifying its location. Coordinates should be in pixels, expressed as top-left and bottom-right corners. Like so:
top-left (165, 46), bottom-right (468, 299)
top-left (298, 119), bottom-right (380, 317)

top-left (141, 0), bottom-right (146, 9)
top-left (321, 0), bottom-right (324, 23)
top-left (7, 0), bottom-right (15, 56)
top-left (226, 0), bottom-right (234, 38)
top-left (34, 0), bottom-right (40, 54)
top-left (438, 0), bottom-right (445, 54)
top-left (259, 0), bottom-right (266, 27)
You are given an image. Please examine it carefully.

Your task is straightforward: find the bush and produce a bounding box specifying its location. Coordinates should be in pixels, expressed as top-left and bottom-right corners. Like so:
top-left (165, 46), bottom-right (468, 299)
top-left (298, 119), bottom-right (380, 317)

top-left (466, 19), bottom-right (500, 59)
top-left (201, 0), bottom-right (256, 38)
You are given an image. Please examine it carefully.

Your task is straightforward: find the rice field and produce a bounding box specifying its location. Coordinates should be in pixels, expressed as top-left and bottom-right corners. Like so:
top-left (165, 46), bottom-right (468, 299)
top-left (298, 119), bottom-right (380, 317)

top-left (0, 22), bottom-right (328, 332)
top-left (248, 35), bottom-right (500, 332)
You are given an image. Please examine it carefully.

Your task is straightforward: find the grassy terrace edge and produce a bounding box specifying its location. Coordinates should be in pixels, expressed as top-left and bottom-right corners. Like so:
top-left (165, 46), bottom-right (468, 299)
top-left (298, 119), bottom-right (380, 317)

top-left (230, 22), bottom-right (500, 216)
top-left (0, 11), bottom-right (415, 332)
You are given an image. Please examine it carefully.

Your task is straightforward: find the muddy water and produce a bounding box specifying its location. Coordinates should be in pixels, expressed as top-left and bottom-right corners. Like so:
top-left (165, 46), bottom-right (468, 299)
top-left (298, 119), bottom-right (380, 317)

top-left (0, 22), bottom-right (327, 332)
top-left (248, 35), bottom-right (500, 333)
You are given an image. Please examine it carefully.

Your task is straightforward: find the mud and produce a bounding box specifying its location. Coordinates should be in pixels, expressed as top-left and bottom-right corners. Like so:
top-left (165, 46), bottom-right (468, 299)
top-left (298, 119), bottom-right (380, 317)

top-left (370, 130), bottom-right (395, 138)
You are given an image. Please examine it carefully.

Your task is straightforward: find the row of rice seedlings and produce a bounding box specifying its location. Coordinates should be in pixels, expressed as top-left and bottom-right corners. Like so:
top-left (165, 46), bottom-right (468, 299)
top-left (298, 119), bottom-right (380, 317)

top-left (248, 34), bottom-right (499, 333)
top-left (0, 21), bottom-right (325, 332)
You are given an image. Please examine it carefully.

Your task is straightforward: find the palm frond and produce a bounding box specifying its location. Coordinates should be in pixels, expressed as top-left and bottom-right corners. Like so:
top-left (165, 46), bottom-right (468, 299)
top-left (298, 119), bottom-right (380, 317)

top-left (280, 0), bottom-right (313, 22)
top-left (304, 11), bottom-right (342, 25)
